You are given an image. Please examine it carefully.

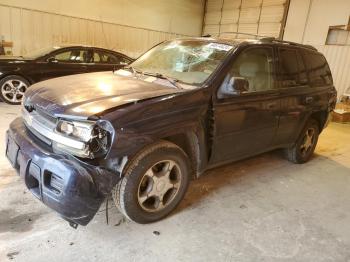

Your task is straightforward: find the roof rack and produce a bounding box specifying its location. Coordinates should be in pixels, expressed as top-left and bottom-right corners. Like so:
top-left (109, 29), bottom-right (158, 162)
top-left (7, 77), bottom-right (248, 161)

top-left (218, 32), bottom-right (271, 39)
top-left (260, 37), bottom-right (318, 51)
top-left (205, 32), bottom-right (318, 51)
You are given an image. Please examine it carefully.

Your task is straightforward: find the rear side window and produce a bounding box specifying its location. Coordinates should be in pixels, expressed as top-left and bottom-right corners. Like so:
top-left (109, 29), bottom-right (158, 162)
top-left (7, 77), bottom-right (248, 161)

top-left (93, 51), bottom-right (119, 64)
top-left (302, 51), bottom-right (333, 87)
top-left (278, 48), bottom-right (307, 88)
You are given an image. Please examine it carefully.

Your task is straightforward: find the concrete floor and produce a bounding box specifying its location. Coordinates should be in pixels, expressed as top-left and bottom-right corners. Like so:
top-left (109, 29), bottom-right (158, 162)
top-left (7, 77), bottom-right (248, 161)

top-left (0, 103), bottom-right (350, 262)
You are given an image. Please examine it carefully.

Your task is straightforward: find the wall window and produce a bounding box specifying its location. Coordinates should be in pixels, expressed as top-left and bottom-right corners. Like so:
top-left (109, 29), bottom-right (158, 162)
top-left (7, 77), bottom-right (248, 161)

top-left (326, 28), bottom-right (350, 46)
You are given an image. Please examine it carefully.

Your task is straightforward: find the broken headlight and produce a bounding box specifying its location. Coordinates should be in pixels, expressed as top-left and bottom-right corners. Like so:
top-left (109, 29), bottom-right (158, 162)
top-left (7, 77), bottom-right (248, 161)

top-left (57, 120), bottom-right (95, 142)
top-left (55, 120), bottom-right (113, 158)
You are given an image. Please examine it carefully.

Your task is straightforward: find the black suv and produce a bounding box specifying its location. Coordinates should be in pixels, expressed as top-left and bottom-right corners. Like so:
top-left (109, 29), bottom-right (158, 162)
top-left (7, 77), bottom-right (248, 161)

top-left (6, 37), bottom-right (336, 227)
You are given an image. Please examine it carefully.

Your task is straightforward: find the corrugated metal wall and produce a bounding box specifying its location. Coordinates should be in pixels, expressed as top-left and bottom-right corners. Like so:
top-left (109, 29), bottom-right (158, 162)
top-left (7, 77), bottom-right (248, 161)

top-left (316, 45), bottom-right (350, 97)
top-left (203, 0), bottom-right (288, 38)
top-left (0, 4), bottom-right (187, 58)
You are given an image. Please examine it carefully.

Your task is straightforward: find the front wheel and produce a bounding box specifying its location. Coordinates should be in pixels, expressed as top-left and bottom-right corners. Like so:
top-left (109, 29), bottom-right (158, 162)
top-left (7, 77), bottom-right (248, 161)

top-left (112, 141), bottom-right (191, 223)
top-left (0, 75), bottom-right (29, 105)
top-left (285, 119), bottom-right (319, 164)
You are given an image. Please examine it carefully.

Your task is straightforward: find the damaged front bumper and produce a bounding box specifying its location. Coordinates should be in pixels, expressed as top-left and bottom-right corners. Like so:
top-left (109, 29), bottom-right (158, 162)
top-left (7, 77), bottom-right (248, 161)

top-left (6, 117), bottom-right (121, 226)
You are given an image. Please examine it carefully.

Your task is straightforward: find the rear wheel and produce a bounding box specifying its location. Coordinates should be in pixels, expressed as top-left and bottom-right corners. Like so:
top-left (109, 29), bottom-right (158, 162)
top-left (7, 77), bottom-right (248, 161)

top-left (0, 75), bottom-right (29, 105)
top-left (285, 119), bottom-right (319, 164)
top-left (112, 141), bottom-right (191, 223)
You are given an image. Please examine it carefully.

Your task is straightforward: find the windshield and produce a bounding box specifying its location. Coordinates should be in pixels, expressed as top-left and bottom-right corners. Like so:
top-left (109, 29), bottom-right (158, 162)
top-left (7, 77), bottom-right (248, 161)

top-left (130, 40), bottom-right (233, 85)
top-left (23, 46), bottom-right (61, 59)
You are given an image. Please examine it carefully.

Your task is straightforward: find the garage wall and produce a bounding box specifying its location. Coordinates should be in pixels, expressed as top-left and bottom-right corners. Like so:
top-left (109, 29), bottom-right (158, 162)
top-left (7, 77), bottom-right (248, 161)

top-left (284, 0), bottom-right (350, 97)
top-left (203, 0), bottom-right (289, 38)
top-left (0, 0), bottom-right (205, 58)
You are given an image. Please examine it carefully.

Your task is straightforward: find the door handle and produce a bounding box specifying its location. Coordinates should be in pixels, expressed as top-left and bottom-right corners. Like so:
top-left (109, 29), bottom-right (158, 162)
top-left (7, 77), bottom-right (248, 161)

top-left (305, 97), bottom-right (314, 104)
top-left (266, 102), bottom-right (277, 109)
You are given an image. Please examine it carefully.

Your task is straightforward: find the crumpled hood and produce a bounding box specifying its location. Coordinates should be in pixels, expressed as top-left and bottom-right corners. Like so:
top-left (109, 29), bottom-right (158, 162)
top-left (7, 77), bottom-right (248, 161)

top-left (25, 71), bottom-right (185, 119)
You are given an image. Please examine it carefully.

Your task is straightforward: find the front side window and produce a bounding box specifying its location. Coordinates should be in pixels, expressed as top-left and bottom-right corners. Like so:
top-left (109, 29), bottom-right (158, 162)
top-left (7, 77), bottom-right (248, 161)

top-left (131, 40), bottom-right (233, 85)
top-left (54, 49), bottom-right (90, 63)
top-left (220, 47), bottom-right (274, 94)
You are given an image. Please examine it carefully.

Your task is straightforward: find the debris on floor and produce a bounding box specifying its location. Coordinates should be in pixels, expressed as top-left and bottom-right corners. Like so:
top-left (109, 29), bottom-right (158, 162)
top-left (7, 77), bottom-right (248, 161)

top-left (7, 251), bottom-right (19, 260)
top-left (114, 217), bottom-right (125, 227)
top-left (240, 204), bottom-right (247, 209)
top-left (153, 231), bottom-right (160, 236)
top-left (333, 100), bottom-right (350, 123)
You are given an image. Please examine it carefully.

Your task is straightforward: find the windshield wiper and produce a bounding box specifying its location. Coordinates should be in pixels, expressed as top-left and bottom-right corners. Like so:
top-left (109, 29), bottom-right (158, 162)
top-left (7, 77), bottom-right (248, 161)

top-left (123, 66), bottom-right (140, 78)
top-left (142, 72), bottom-right (183, 89)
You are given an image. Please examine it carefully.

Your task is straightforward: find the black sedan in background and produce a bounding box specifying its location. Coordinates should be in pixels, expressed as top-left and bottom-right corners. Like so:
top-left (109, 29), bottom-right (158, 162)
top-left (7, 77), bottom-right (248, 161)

top-left (0, 46), bottom-right (133, 104)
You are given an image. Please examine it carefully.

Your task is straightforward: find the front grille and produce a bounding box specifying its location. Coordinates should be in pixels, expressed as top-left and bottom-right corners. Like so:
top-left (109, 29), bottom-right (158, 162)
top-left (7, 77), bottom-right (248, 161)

top-left (35, 107), bottom-right (57, 125)
top-left (22, 106), bottom-right (57, 146)
top-left (21, 105), bottom-right (87, 152)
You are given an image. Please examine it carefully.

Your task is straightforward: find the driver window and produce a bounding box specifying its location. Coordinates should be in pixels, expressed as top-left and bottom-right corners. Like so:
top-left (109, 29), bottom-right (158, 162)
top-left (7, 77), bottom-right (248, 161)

top-left (221, 47), bottom-right (274, 94)
top-left (54, 49), bottom-right (89, 63)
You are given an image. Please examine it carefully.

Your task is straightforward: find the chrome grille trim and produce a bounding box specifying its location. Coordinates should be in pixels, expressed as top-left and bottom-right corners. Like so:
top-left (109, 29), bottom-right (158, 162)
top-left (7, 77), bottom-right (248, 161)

top-left (22, 108), bottom-right (86, 150)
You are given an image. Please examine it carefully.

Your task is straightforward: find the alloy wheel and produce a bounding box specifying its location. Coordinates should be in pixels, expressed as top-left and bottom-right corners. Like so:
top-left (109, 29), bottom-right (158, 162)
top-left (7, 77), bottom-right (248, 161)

top-left (1, 79), bottom-right (27, 103)
top-left (300, 127), bottom-right (316, 156)
top-left (137, 160), bottom-right (182, 212)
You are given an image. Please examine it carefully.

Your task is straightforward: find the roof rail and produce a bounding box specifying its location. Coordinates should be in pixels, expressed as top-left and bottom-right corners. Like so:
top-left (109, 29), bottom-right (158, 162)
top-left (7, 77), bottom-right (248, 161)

top-left (260, 37), bottom-right (318, 51)
top-left (218, 32), bottom-right (270, 39)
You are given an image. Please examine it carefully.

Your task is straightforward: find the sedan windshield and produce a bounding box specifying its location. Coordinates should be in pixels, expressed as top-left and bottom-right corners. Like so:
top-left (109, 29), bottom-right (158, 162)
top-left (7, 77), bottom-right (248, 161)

top-left (131, 40), bottom-right (233, 85)
top-left (23, 46), bottom-right (61, 59)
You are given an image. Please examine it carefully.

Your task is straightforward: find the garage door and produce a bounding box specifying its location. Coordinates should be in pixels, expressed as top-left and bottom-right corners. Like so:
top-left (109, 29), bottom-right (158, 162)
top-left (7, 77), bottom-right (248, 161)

top-left (203, 0), bottom-right (289, 39)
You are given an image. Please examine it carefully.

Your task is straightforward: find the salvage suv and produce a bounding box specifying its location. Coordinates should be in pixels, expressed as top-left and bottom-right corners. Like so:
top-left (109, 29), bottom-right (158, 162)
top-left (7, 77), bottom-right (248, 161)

top-left (6, 37), bottom-right (336, 227)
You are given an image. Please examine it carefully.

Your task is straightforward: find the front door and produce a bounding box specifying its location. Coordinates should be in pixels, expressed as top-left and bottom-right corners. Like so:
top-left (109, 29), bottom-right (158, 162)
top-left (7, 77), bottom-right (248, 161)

top-left (38, 48), bottom-right (92, 81)
top-left (210, 46), bottom-right (280, 165)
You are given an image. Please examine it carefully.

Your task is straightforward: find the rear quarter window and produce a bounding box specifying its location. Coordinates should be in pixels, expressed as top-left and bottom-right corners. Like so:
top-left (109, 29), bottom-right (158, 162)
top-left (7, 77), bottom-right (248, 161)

top-left (302, 50), bottom-right (333, 87)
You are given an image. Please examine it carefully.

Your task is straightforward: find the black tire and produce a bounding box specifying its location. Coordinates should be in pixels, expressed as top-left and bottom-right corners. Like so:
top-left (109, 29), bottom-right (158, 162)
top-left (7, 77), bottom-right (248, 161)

top-left (0, 75), bottom-right (30, 105)
top-left (112, 141), bottom-right (191, 223)
top-left (285, 119), bottom-right (319, 164)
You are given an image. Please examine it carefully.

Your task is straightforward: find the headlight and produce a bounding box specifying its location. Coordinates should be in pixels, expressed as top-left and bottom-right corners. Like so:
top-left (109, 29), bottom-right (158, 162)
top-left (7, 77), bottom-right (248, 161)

top-left (55, 120), bottom-right (113, 159)
top-left (56, 120), bottom-right (94, 142)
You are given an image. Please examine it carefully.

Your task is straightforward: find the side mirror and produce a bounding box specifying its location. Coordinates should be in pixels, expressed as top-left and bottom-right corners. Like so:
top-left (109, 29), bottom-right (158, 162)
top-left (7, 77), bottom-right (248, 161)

top-left (232, 77), bottom-right (249, 94)
top-left (47, 57), bottom-right (58, 63)
top-left (219, 76), bottom-right (249, 97)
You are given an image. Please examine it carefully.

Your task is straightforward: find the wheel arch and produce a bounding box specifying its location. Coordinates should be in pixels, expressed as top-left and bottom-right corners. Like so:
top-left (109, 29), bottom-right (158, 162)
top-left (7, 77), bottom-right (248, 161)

top-left (0, 73), bottom-right (33, 85)
top-left (310, 110), bottom-right (329, 132)
top-left (162, 130), bottom-right (207, 179)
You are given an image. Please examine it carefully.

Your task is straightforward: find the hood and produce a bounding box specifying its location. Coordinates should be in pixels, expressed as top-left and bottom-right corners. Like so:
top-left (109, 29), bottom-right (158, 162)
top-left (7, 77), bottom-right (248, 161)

top-left (25, 71), bottom-right (186, 119)
top-left (0, 56), bottom-right (31, 63)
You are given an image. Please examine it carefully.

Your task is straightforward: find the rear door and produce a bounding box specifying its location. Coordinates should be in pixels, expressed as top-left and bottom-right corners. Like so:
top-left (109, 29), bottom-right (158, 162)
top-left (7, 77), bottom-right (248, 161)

top-left (210, 46), bottom-right (280, 165)
top-left (275, 47), bottom-right (333, 146)
top-left (39, 47), bottom-right (91, 81)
